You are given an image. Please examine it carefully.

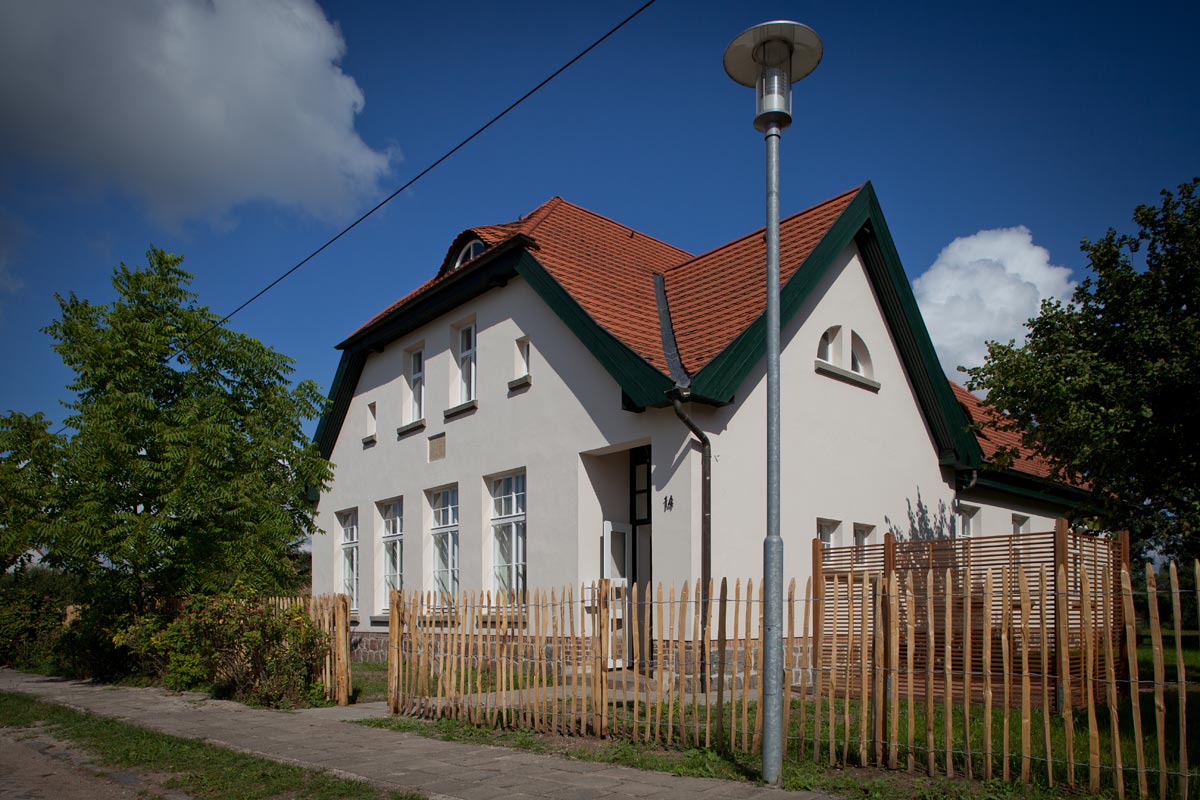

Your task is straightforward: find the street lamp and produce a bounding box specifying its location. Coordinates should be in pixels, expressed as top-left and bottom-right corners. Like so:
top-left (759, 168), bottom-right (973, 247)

top-left (723, 20), bottom-right (822, 785)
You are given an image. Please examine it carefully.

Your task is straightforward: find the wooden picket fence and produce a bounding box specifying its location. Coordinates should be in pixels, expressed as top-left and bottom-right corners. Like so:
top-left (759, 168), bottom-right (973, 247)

top-left (385, 552), bottom-right (1198, 796)
top-left (308, 593), bottom-right (353, 705)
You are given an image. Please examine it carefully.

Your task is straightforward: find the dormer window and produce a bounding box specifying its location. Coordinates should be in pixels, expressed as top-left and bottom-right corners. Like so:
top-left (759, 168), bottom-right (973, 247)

top-left (452, 239), bottom-right (486, 270)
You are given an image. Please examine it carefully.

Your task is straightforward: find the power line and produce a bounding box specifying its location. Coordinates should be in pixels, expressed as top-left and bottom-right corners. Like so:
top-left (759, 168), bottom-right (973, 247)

top-left (213, 0), bottom-right (659, 332)
top-left (49, 0), bottom-right (660, 436)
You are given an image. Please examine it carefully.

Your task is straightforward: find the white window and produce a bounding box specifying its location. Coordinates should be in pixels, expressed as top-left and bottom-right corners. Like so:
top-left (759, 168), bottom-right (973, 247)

top-left (431, 487), bottom-right (459, 598)
top-left (850, 331), bottom-right (873, 379)
top-left (853, 523), bottom-right (874, 547)
top-left (339, 509), bottom-right (359, 610)
top-left (409, 350), bottom-right (424, 422)
top-left (1012, 514), bottom-right (1030, 536)
top-left (817, 518), bottom-right (840, 549)
top-left (516, 337), bottom-right (531, 378)
top-left (452, 239), bottom-right (486, 270)
top-left (365, 401), bottom-right (377, 440)
top-left (491, 472), bottom-right (527, 597)
top-left (381, 499), bottom-right (403, 605)
top-left (817, 325), bottom-right (840, 363)
top-left (958, 504), bottom-right (979, 539)
top-left (457, 324), bottom-right (476, 403)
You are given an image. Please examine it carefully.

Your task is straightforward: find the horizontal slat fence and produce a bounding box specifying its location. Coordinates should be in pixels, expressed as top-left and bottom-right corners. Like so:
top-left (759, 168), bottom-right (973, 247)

top-left (385, 549), bottom-right (1198, 797)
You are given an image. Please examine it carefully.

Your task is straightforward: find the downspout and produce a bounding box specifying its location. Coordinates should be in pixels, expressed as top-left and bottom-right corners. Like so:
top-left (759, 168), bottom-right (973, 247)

top-left (671, 390), bottom-right (711, 690)
top-left (654, 272), bottom-right (712, 688)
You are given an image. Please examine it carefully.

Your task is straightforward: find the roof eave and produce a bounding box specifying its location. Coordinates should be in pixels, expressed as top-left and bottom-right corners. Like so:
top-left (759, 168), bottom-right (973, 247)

top-left (337, 234), bottom-right (535, 351)
top-left (687, 181), bottom-right (985, 470)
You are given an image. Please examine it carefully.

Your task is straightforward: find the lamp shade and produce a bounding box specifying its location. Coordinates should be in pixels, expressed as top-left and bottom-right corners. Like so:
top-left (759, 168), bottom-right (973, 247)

top-left (724, 21), bottom-right (822, 132)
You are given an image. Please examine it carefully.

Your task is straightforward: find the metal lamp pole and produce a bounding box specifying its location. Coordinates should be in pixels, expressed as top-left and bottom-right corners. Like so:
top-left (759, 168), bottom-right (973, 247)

top-left (723, 21), bottom-right (822, 785)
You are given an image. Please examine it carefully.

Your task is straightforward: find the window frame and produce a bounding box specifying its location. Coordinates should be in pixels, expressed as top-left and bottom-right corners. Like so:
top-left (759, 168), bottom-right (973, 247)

top-left (430, 487), bottom-right (460, 599)
top-left (958, 504), bottom-right (979, 539)
top-left (338, 509), bottom-right (359, 610)
top-left (457, 323), bottom-right (477, 404)
top-left (452, 239), bottom-right (486, 270)
top-left (490, 472), bottom-right (527, 598)
top-left (380, 499), bottom-right (403, 607)
top-left (817, 518), bottom-right (841, 549)
top-left (409, 349), bottom-right (424, 422)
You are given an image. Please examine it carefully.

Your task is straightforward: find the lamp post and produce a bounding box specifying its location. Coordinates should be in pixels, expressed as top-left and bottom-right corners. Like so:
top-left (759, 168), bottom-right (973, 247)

top-left (723, 20), bottom-right (822, 785)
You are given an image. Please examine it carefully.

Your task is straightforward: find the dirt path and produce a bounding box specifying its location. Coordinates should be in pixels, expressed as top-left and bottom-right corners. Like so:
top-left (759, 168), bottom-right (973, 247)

top-left (0, 726), bottom-right (190, 800)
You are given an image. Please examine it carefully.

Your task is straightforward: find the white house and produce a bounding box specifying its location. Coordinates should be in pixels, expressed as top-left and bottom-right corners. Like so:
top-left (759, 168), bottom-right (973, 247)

top-left (311, 183), bottom-right (1086, 643)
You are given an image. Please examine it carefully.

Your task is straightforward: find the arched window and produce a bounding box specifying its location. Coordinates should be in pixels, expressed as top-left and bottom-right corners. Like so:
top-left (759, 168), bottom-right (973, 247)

top-left (816, 325), bottom-right (841, 363)
top-left (452, 239), bottom-right (486, 270)
top-left (849, 331), bottom-right (873, 379)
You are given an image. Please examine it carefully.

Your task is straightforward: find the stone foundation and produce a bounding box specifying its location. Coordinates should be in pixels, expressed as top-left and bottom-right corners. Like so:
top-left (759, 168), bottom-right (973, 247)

top-left (350, 631), bottom-right (389, 663)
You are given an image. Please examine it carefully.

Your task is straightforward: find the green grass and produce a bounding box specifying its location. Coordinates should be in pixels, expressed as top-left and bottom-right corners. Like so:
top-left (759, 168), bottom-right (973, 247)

top-left (359, 714), bottom-right (1065, 800)
top-left (0, 691), bottom-right (422, 800)
top-left (1137, 630), bottom-right (1200, 678)
top-left (352, 660), bottom-right (389, 703)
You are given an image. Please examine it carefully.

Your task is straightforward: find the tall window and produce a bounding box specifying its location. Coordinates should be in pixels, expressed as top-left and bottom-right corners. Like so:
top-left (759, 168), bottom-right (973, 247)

top-left (458, 324), bottom-right (476, 403)
top-left (491, 472), bottom-right (527, 597)
top-left (409, 350), bottom-right (424, 421)
top-left (853, 523), bottom-right (874, 547)
top-left (381, 499), bottom-right (403, 605)
top-left (1011, 514), bottom-right (1030, 536)
top-left (365, 401), bottom-right (377, 440)
top-left (431, 487), bottom-right (459, 598)
top-left (339, 509), bottom-right (359, 610)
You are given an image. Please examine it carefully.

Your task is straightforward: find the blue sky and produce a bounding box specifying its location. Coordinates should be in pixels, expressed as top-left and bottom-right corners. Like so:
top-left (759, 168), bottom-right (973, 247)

top-left (1, 0), bottom-right (1196, 433)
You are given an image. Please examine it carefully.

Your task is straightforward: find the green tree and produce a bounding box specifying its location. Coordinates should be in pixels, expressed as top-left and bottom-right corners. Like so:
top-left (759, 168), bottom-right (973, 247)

top-left (43, 248), bottom-right (332, 610)
top-left (968, 179), bottom-right (1200, 559)
top-left (0, 411), bottom-right (64, 571)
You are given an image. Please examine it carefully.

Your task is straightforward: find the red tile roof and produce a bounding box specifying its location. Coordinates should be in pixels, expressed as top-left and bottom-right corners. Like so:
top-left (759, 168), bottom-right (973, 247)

top-left (349, 196), bottom-right (693, 370)
top-left (663, 187), bottom-right (862, 374)
top-left (503, 197), bottom-right (693, 373)
top-left (349, 189), bottom-right (864, 378)
top-left (950, 382), bottom-right (1057, 479)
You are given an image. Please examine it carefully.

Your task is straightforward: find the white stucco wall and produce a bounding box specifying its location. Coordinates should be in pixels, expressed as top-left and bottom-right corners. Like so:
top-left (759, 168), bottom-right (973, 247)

top-left (314, 243), bottom-right (1063, 631)
top-left (313, 276), bottom-right (699, 629)
top-left (681, 241), bottom-right (1060, 599)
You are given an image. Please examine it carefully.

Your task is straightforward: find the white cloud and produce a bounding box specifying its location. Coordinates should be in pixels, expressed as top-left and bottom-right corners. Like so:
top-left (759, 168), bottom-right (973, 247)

top-left (913, 226), bottom-right (1075, 378)
top-left (0, 0), bottom-right (392, 225)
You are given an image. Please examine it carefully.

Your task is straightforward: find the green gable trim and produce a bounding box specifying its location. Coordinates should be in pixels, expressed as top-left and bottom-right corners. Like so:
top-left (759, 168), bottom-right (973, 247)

top-left (688, 188), bottom-right (873, 402)
top-left (315, 349), bottom-right (365, 460)
top-left (855, 189), bottom-right (983, 470)
top-left (687, 182), bottom-right (984, 470)
top-left (514, 251), bottom-right (675, 408)
top-left (315, 242), bottom-right (529, 460)
top-left (314, 242), bottom-right (677, 459)
top-left (974, 472), bottom-right (1092, 509)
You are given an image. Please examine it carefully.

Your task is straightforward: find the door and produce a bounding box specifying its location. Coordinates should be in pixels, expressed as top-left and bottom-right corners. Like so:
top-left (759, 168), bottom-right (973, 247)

top-left (602, 521), bottom-right (632, 668)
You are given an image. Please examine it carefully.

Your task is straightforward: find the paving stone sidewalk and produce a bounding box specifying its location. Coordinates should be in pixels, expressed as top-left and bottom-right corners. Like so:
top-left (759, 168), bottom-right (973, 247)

top-left (0, 669), bottom-right (832, 800)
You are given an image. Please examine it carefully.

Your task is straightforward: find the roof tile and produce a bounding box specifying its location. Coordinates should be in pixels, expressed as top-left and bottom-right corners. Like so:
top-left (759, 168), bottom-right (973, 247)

top-left (951, 382), bottom-right (1057, 479)
top-left (663, 187), bottom-right (862, 374)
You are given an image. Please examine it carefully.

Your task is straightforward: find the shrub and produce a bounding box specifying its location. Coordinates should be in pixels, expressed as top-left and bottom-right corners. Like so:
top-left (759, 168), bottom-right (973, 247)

top-left (0, 567), bottom-right (81, 672)
top-left (117, 587), bottom-right (328, 707)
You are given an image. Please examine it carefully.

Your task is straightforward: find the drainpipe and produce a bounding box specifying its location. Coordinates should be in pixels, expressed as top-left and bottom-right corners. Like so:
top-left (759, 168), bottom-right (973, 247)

top-left (671, 389), bottom-right (711, 690)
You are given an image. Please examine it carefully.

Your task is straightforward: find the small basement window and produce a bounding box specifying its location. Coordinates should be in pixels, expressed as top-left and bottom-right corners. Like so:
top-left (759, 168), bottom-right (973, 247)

top-left (452, 239), bottom-right (486, 270)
